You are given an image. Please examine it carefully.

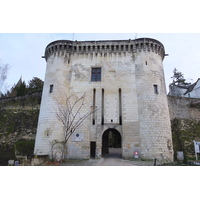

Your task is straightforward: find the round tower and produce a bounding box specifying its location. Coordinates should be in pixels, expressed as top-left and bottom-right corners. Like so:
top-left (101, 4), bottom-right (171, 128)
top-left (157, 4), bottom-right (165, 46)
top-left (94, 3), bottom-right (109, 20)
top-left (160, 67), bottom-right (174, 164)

top-left (34, 40), bottom-right (74, 158)
top-left (134, 38), bottom-right (173, 161)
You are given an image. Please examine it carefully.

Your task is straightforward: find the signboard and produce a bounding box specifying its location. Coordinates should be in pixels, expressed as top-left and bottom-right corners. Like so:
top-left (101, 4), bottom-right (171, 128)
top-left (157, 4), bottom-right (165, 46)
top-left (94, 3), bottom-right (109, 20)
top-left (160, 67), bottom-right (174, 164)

top-left (72, 133), bottom-right (83, 142)
top-left (14, 161), bottom-right (19, 166)
top-left (194, 141), bottom-right (200, 153)
top-left (8, 160), bottom-right (14, 165)
top-left (177, 151), bottom-right (184, 161)
top-left (194, 141), bottom-right (200, 160)
top-left (134, 151), bottom-right (139, 159)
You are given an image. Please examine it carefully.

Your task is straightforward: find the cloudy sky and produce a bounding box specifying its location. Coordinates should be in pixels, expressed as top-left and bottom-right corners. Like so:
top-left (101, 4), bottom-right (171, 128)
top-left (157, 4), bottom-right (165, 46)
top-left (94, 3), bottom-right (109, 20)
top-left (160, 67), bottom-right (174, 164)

top-left (1, 0), bottom-right (200, 198)
top-left (0, 33), bottom-right (200, 93)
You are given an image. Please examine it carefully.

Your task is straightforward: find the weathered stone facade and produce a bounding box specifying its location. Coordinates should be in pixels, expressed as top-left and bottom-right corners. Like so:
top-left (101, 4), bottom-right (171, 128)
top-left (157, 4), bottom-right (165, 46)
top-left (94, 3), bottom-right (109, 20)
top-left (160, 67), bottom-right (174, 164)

top-left (168, 96), bottom-right (200, 160)
top-left (168, 95), bottom-right (200, 120)
top-left (34, 38), bottom-right (173, 161)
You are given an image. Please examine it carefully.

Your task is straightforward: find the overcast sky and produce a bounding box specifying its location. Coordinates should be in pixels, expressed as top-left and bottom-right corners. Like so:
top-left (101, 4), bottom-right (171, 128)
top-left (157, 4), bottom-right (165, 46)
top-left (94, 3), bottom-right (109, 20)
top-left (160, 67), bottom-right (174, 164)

top-left (2, 0), bottom-right (200, 197)
top-left (0, 33), bottom-right (200, 93)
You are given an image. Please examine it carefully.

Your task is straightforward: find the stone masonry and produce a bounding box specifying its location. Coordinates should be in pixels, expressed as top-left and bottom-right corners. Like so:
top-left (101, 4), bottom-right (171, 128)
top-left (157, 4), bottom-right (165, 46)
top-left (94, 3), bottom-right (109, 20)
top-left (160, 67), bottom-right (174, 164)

top-left (34, 38), bottom-right (173, 162)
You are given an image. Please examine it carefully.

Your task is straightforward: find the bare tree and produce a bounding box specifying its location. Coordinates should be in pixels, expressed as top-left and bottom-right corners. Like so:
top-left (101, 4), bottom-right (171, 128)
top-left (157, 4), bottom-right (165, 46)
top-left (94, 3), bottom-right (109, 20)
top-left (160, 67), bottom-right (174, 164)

top-left (51, 93), bottom-right (97, 161)
top-left (0, 60), bottom-right (9, 94)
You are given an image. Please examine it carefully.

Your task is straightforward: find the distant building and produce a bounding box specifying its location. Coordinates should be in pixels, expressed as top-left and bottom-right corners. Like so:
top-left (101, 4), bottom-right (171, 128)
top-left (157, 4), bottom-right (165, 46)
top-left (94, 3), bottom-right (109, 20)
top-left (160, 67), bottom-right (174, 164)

top-left (169, 78), bottom-right (200, 98)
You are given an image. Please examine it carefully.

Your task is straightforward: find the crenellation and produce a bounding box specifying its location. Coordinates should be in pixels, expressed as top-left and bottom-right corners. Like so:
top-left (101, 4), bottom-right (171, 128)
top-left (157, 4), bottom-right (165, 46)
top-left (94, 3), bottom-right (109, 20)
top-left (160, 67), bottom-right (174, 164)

top-left (44, 38), bottom-right (165, 61)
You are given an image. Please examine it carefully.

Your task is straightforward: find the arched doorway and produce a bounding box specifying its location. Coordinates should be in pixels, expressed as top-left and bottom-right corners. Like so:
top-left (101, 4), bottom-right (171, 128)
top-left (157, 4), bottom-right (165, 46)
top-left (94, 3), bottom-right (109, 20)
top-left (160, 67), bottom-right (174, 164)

top-left (102, 129), bottom-right (122, 158)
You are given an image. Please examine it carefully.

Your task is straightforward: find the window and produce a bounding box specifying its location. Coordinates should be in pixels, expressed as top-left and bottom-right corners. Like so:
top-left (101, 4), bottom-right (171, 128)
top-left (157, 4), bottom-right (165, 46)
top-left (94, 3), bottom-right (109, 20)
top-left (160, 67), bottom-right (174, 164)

top-left (91, 68), bottom-right (101, 81)
top-left (154, 85), bottom-right (158, 94)
top-left (49, 84), bottom-right (54, 93)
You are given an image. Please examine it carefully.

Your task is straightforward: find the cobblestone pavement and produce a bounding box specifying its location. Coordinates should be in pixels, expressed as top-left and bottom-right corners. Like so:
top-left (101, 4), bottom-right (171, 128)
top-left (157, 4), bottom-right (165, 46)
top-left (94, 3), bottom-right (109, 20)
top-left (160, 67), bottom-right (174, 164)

top-left (44, 148), bottom-right (154, 166)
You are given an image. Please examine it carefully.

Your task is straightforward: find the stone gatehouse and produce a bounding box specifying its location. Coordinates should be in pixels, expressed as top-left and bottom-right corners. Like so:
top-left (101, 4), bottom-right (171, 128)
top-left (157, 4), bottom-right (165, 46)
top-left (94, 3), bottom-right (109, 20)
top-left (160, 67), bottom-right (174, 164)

top-left (34, 38), bottom-right (173, 162)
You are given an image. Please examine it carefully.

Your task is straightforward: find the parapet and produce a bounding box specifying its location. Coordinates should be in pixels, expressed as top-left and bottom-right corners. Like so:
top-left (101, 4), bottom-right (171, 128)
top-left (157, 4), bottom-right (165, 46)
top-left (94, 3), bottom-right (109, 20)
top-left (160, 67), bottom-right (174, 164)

top-left (44, 38), bottom-right (165, 60)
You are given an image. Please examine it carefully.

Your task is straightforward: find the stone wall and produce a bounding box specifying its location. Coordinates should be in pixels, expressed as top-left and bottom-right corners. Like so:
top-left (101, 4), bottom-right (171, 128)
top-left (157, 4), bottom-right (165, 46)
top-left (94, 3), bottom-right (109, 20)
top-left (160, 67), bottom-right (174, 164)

top-left (168, 95), bottom-right (200, 120)
top-left (0, 93), bottom-right (41, 165)
top-left (168, 95), bottom-right (200, 161)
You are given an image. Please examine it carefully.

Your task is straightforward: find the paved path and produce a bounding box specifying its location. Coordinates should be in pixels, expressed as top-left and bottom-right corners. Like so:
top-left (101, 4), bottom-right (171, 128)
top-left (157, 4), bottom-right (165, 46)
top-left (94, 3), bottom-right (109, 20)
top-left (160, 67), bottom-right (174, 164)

top-left (44, 148), bottom-right (154, 166)
top-left (94, 148), bottom-right (153, 166)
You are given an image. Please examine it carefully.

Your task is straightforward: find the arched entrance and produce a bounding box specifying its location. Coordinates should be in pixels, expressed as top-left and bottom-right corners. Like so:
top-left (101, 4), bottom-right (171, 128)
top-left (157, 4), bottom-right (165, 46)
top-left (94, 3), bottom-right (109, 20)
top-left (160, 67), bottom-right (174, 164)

top-left (102, 128), bottom-right (122, 158)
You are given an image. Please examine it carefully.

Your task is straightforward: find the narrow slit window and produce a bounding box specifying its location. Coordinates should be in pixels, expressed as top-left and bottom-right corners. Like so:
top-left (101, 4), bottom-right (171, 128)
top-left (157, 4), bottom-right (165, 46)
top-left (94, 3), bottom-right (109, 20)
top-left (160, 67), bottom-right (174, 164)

top-left (119, 88), bottom-right (122, 125)
top-left (92, 89), bottom-right (96, 125)
top-left (154, 85), bottom-right (158, 94)
top-left (101, 89), bottom-right (104, 125)
top-left (49, 84), bottom-right (54, 93)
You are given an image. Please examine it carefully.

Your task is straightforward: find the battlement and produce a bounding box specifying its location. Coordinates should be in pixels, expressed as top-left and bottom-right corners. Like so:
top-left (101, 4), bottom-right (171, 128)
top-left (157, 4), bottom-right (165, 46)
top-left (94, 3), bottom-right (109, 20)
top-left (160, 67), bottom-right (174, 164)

top-left (44, 38), bottom-right (165, 60)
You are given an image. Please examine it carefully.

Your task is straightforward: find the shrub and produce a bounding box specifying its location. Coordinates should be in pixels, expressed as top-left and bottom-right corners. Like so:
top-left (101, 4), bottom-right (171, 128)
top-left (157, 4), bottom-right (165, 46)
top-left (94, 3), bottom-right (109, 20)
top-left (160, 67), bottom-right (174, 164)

top-left (14, 139), bottom-right (35, 158)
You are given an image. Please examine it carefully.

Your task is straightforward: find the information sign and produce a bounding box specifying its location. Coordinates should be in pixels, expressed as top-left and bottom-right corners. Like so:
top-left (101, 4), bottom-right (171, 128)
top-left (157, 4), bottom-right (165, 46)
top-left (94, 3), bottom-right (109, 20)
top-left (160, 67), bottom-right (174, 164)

top-left (134, 151), bottom-right (139, 159)
top-left (194, 141), bottom-right (200, 160)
